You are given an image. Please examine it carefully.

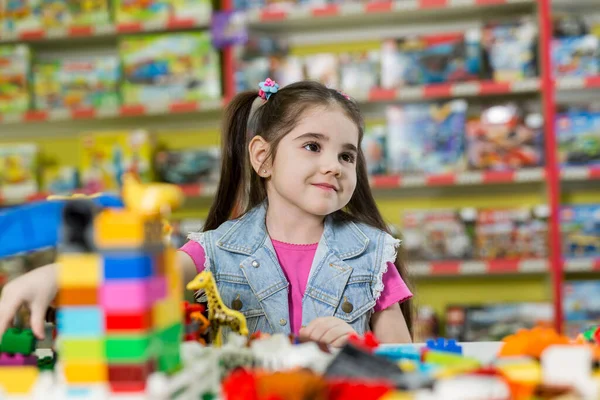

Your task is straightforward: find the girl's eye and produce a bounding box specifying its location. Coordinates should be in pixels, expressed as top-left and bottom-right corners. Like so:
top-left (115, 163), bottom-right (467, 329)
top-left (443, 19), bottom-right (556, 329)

top-left (303, 142), bottom-right (320, 152)
top-left (340, 153), bottom-right (356, 163)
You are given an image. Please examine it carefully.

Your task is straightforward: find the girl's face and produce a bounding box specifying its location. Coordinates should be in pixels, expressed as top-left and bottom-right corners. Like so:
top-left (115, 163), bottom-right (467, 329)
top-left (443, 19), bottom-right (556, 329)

top-left (267, 106), bottom-right (359, 217)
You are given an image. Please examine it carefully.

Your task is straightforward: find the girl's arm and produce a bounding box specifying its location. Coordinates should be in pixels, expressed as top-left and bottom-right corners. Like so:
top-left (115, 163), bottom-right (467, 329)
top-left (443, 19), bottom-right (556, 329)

top-left (371, 303), bottom-right (412, 343)
top-left (177, 250), bottom-right (200, 288)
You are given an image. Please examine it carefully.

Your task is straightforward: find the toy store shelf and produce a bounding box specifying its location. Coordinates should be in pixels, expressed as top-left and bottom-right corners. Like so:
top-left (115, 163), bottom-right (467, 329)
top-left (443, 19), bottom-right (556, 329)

top-left (362, 79), bottom-right (541, 103)
top-left (246, 0), bottom-right (535, 30)
top-left (561, 166), bottom-right (600, 182)
top-left (0, 99), bottom-right (224, 126)
top-left (370, 168), bottom-right (545, 189)
top-left (556, 76), bottom-right (600, 91)
top-left (178, 183), bottom-right (218, 198)
top-left (564, 258), bottom-right (600, 273)
top-left (410, 258), bottom-right (549, 277)
top-left (0, 16), bottom-right (211, 43)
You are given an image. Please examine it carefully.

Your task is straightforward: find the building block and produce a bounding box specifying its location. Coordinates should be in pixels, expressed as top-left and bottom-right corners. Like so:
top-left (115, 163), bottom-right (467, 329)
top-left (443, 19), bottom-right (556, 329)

top-left (57, 253), bottom-right (102, 288)
top-left (60, 199), bottom-right (98, 253)
top-left (108, 360), bottom-right (155, 383)
top-left (157, 347), bottom-right (181, 375)
top-left (0, 353), bottom-right (37, 366)
top-left (57, 307), bottom-right (104, 336)
top-left (59, 338), bottom-right (105, 361)
top-left (0, 366), bottom-right (39, 394)
top-left (109, 381), bottom-right (147, 393)
top-left (58, 286), bottom-right (99, 306)
top-left (103, 252), bottom-right (156, 280)
top-left (106, 310), bottom-right (153, 332)
top-left (425, 338), bottom-right (463, 355)
top-left (150, 276), bottom-right (167, 303)
top-left (95, 209), bottom-right (163, 250)
top-left (105, 335), bottom-right (153, 363)
top-left (164, 246), bottom-right (182, 294)
top-left (155, 252), bottom-right (166, 276)
top-left (423, 350), bottom-right (479, 369)
top-left (100, 279), bottom-right (154, 312)
top-left (155, 323), bottom-right (183, 347)
top-left (37, 355), bottom-right (56, 371)
top-left (0, 328), bottom-right (36, 356)
top-left (63, 361), bottom-right (108, 383)
top-left (153, 296), bottom-right (181, 330)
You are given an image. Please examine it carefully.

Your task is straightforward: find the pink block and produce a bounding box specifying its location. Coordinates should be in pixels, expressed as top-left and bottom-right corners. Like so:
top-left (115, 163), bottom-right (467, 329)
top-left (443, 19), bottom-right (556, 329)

top-left (150, 276), bottom-right (167, 303)
top-left (0, 354), bottom-right (37, 366)
top-left (101, 280), bottom-right (153, 312)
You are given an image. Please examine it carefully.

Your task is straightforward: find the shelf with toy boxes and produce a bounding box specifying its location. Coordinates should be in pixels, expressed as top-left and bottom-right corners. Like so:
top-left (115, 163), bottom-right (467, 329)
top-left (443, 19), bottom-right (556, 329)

top-left (0, 0), bottom-right (213, 42)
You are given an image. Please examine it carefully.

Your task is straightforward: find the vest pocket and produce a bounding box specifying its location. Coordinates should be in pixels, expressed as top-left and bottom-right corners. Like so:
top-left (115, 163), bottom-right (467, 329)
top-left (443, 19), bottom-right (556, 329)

top-left (215, 277), bottom-right (269, 336)
top-left (333, 281), bottom-right (376, 334)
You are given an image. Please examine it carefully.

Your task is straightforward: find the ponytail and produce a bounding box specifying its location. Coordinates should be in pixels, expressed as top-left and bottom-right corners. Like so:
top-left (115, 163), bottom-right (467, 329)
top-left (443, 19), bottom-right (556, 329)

top-left (203, 92), bottom-right (258, 231)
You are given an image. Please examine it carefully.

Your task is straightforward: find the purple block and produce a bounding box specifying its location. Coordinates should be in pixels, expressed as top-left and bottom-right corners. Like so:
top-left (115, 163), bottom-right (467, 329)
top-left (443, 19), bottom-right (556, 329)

top-left (0, 353), bottom-right (37, 366)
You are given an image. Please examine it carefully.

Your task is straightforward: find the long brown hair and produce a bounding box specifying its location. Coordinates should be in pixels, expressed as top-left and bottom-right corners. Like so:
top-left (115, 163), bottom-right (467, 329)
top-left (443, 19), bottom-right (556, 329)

top-left (204, 81), bottom-right (413, 335)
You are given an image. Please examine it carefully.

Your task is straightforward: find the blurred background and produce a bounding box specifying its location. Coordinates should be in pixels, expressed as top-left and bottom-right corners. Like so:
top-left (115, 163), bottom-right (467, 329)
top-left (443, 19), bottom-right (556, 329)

top-left (0, 0), bottom-right (598, 343)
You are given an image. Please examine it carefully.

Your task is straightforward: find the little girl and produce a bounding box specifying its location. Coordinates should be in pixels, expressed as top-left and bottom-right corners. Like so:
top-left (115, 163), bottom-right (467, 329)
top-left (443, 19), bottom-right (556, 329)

top-left (0, 80), bottom-right (413, 346)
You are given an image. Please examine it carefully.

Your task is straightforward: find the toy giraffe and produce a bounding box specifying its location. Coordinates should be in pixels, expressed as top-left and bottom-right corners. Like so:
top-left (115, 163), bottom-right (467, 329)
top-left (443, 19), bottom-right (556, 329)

top-left (186, 271), bottom-right (249, 347)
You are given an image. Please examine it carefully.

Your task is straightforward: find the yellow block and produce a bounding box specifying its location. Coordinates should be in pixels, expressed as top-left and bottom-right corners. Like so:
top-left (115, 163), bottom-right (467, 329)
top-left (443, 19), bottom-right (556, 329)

top-left (379, 391), bottom-right (413, 400)
top-left (59, 338), bottom-right (105, 361)
top-left (57, 254), bottom-right (101, 288)
top-left (95, 209), bottom-right (162, 249)
top-left (63, 362), bottom-right (107, 383)
top-left (165, 246), bottom-right (182, 294)
top-left (153, 295), bottom-right (182, 330)
top-left (0, 367), bottom-right (39, 394)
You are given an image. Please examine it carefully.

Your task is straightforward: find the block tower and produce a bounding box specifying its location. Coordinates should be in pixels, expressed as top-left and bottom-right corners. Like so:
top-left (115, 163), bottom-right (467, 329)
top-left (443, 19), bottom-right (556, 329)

top-left (55, 177), bottom-right (184, 395)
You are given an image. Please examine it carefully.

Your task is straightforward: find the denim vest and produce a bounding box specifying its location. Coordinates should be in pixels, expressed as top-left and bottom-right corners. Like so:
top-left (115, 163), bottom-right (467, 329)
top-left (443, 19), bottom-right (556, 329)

top-left (187, 203), bottom-right (399, 336)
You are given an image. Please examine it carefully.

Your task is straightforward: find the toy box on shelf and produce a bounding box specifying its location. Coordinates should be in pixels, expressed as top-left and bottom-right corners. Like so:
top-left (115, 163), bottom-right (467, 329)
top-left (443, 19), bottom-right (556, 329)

top-left (564, 281), bottom-right (600, 338)
top-left (305, 53), bottom-right (339, 89)
top-left (0, 143), bottom-right (38, 202)
top-left (386, 100), bottom-right (467, 174)
top-left (481, 18), bottom-right (538, 82)
top-left (466, 103), bottom-right (544, 171)
top-left (115, 0), bottom-right (212, 25)
top-left (154, 147), bottom-right (220, 186)
top-left (556, 111), bottom-right (600, 167)
top-left (79, 130), bottom-right (153, 192)
top-left (445, 302), bottom-right (553, 342)
top-left (339, 50), bottom-right (381, 98)
top-left (120, 32), bottom-right (221, 106)
top-left (552, 35), bottom-right (600, 78)
top-left (381, 30), bottom-right (481, 89)
top-left (65, 0), bottom-right (111, 26)
top-left (42, 165), bottom-right (78, 196)
top-left (362, 123), bottom-right (387, 177)
top-left (33, 57), bottom-right (120, 110)
top-left (402, 208), bottom-right (475, 261)
top-left (561, 205), bottom-right (600, 259)
top-left (0, 44), bottom-right (31, 114)
top-left (474, 206), bottom-right (549, 260)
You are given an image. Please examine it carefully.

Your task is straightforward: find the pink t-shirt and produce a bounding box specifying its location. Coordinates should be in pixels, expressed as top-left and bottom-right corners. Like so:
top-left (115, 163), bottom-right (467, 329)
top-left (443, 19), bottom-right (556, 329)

top-left (180, 239), bottom-right (412, 335)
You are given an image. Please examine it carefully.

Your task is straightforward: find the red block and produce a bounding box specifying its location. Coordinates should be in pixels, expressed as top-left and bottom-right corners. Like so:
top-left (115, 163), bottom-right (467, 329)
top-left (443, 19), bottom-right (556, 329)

top-left (109, 360), bottom-right (155, 392)
top-left (105, 310), bottom-right (152, 331)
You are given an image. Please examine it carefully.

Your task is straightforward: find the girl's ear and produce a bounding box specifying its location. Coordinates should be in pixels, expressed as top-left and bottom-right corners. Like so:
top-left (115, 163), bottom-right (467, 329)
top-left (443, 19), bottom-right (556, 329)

top-left (248, 135), bottom-right (271, 177)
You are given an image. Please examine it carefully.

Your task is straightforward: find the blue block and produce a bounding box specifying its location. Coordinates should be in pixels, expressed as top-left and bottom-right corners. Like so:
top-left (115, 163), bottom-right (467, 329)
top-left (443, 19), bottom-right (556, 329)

top-left (57, 307), bottom-right (104, 336)
top-left (425, 338), bottom-right (463, 355)
top-left (103, 252), bottom-right (155, 280)
top-left (374, 345), bottom-right (421, 362)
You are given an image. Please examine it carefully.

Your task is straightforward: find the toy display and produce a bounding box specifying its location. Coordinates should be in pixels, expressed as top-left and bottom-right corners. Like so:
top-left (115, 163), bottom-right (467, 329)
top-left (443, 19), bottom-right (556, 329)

top-left (115, 0), bottom-right (212, 25)
top-left (475, 206), bottom-right (549, 260)
top-left (79, 130), bottom-right (153, 192)
top-left (445, 302), bottom-right (553, 342)
top-left (381, 30), bottom-right (481, 88)
top-left (556, 111), bottom-right (600, 167)
top-left (304, 53), bottom-right (339, 88)
top-left (33, 57), bottom-right (120, 110)
top-left (466, 103), bottom-right (544, 171)
top-left (0, 44), bottom-right (30, 114)
top-left (42, 165), bottom-right (78, 195)
top-left (120, 32), bottom-right (221, 106)
top-left (154, 147), bottom-right (220, 185)
top-left (561, 205), bottom-right (600, 258)
top-left (481, 19), bottom-right (538, 82)
top-left (402, 208), bottom-right (475, 261)
top-left (564, 281), bottom-right (600, 338)
top-left (361, 123), bottom-right (387, 176)
top-left (552, 35), bottom-right (600, 77)
top-left (169, 217), bottom-right (204, 248)
top-left (339, 50), bottom-right (381, 98)
top-left (386, 100), bottom-right (467, 174)
top-left (64, 0), bottom-right (110, 26)
top-left (1, 0), bottom-right (43, 34)
top-left (0, 143), bottom-right (38, 202)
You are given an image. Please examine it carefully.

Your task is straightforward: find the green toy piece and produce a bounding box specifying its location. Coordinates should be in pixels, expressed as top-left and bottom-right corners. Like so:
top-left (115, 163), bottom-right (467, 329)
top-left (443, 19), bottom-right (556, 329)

top-left (37, 355), bottom-right (56, 371)
top-left (0, 328), bottom-right (36, 356)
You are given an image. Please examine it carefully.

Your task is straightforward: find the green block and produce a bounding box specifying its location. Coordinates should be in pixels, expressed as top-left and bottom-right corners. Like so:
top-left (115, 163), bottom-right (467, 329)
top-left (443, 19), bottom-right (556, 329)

top-left (156, 323), bottom-right (183, 345)
top-left (0, 328), bottom-right (36, 356)
top-left (157, 348), bottom-right (181, 375)
top-left (59, 338), bottom-right (105, 361)
top-left (37, 356), bottom-right (56, 371)
top-left (424, 351), bottom-right (480, 369)
top-left (106, 335), bottom-right (152, 363)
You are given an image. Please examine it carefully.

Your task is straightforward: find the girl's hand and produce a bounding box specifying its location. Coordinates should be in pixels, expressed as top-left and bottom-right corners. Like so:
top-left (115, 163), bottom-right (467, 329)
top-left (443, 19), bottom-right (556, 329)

top-left (0, 264), bottom-right (58, 339)
top-left (299, 316), bottom-right (356, 347)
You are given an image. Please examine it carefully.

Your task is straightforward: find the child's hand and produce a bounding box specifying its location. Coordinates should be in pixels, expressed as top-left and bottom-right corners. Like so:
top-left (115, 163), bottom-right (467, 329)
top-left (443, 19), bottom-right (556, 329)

top-left (0, 264), bottom-right (58, 339)
top-left (299, 316), bottom-right (356, 347)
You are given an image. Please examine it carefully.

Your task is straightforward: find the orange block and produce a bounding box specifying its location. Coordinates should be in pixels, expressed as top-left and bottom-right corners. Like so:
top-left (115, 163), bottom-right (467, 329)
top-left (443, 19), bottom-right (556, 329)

top-left (0, 366), bottom-right (39, 394)
top-left (58, 287), bottom-right (99, 306)
top-left (63, 362), bottom-right (108, 383)
top-left (95, 209), bottom-right (162, 249)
